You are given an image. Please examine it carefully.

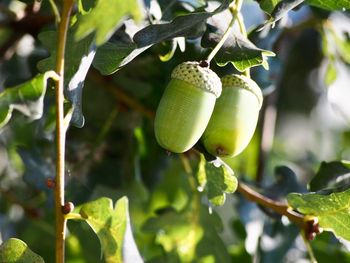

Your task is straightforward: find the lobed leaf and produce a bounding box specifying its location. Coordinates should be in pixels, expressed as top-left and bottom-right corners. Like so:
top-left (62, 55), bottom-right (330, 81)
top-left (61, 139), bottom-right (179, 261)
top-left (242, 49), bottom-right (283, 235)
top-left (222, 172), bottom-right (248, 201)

top-left (133, 0), bottom-right (232, 48)
top-left (0, 238), bottom-right (44, 263)
top-left (258, 0), bottom-right (350, 29)
top-left (287, 189), bottom-right (350, 241)
top-left (196, 155), bottom-right (237, 206)
top-left (75, 0), bottom-right (143, 46)
top-left (258, 0), bottom-right (281, 14)
top-left (202, 24), bottom-right (275, 71)
top-left (78, 197), bottom-right (143, 263)
top-left (258, 0), bottom-right (305, 30)
top-left (309, 160), bottom-right (350, 192)
top-left (94, 0), bottom-right (231, 75)
top-left (306, 0), bottom-right (350, 11)
top-left (142, 205), bottom-right (230, 262)
top-left (0, 71), bottom-right (57, 129)
top-left (37, 27), bottom-right (96, 128)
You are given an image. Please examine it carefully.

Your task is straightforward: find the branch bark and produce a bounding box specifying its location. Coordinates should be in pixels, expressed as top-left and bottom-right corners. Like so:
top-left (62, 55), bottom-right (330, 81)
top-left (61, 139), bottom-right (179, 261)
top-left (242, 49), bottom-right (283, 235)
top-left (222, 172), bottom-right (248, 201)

top-left (54, 1), bottom-right (74, 262)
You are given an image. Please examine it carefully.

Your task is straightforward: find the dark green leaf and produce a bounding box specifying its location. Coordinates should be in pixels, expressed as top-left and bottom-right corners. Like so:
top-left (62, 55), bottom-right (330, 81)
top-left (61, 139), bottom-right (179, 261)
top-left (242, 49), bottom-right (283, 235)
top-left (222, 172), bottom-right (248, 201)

top-left (262, 166), bottom-right (305, 201)
top-left (258, 0), bottom-right (281, 14)
top-left (37, 28), bottom-right (96, 128)
top-left (92, 21), bottom-right (151, 75)
top-left (258, 220), bottom-right (299, 263)
top-left (201, 24), bottom-right (275, 71)
top-left (78, 197), bottom-right (143, 263)
top-left (306, 0), bottom-right (350, 11)
top-left (309, 161), bottom-right (350, 192)
top-left (75, 0), bottom-right (143, 46)
top-left (287, 189), bottom-right (350, 241)
top-left (18, 148), bottom-right (55, 192)
top-left (0, 71), bottom-right (57, 129)
top-left (93, 42), bottom-right (149, 75)
top-left (196, 155), bottom-right (237, 206)
top-left (133, 0), bottom-right (231, 48)
top-left (0, 238), bottom-right (44, 263)
top-left (258, 0), bottom-right (304, 30)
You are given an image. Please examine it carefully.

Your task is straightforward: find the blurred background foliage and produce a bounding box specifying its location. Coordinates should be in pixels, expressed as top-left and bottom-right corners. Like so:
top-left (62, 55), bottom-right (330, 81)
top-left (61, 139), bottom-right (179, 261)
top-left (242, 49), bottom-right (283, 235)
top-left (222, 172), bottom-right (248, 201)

top-left (0, 0), bottom-right (350, 262)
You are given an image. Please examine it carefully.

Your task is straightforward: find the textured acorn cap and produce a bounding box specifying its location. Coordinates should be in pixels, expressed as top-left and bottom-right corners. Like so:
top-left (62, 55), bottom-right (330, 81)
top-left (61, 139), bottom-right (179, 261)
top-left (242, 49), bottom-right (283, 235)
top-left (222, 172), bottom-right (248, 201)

top-left (171, 61), bottom-right (222, 98)
top-left (221, 74), bottom-right (263, 108)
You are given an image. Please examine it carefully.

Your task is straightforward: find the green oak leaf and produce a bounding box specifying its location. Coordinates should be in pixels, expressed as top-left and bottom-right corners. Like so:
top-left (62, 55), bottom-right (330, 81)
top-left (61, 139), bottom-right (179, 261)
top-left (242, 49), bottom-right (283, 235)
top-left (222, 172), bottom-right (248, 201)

top-left (201, 19), bottom-right (275, 72)
top-left (309, 160), bottom-right (350, 192)
top-left (259, 0), bottom-right (280, 14)
top-left (0, 238), bottom-right (44, 263)
top-left (196, 155), bottom-right (237, 206)
top-left (94, 0), bottom-right (231, 75)
top-left (133, 0), bottom-right (231, 47)
top-left (258, 0), bottom-right (350, 30)
top-left (75, 0), bottom-right (143, 46)
top-left (142, 205), bottom-right (230, 262)
top-left (0, 71), bottom-right (57, 129)
top-left (78, 197), bottom-right (143, 263)
top-left (37, 27), bottom-right (95, 128)
top-left (287, 189), bottom-right (350, 241)
top-left (306, 0), bottom-right (350, 11)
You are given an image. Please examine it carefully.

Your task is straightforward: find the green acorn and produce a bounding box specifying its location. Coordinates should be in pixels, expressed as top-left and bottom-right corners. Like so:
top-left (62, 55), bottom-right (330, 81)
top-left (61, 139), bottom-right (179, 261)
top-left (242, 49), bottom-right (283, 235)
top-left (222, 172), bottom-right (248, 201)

top-left (154, 61), bottom-right (222, 153)
top-left (202, 74), bottom-right (263, 157)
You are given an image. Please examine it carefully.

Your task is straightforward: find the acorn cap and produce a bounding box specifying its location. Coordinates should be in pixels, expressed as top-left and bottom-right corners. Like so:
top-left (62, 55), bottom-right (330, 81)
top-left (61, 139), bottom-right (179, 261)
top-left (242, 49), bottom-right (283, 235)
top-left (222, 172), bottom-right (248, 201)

top-left (221, 74), bottom-right (263, 108)
top-left (171, 61), bottom-right (222, 98)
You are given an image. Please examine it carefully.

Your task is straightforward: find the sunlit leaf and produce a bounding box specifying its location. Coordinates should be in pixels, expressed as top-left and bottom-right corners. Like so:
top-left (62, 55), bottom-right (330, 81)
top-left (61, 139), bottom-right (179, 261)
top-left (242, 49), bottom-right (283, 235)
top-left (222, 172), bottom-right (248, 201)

top-left (75, 0), bottom-right (143, 45)
top-left (0, 71), bottom-right (57, 129)
top-left (325, 60), bottom-right (337, 85)
top-left (0, 238), bottom-right (44, 263)
top-left (149, 158), bottom-right (191, 212)
top-left (306, 0), bottom-right (350, 11)
top-left (78, 197), bottom-right (143, 263)
top-left (143, 209), bottom-right (203, 260)
top-left (196, 155), bottom-right (237, 206)
top-left (143, 204), bottom-right (230, 262)
top-left (287, 189), bottom-right (350, 241)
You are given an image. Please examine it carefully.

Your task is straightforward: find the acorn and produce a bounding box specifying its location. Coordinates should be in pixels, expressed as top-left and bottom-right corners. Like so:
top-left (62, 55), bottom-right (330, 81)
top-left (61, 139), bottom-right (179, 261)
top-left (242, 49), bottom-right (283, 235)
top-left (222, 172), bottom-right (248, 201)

top-left (202, 74), bottom-right (263, 157)
top-left (154, 61), bottom-right (222, 153)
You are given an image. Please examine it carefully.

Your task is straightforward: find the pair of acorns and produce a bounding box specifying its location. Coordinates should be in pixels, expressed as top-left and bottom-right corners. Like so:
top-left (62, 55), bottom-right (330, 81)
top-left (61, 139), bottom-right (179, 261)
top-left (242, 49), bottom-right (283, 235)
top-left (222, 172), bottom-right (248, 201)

top-left (154, 61), bottom-right (263, 158)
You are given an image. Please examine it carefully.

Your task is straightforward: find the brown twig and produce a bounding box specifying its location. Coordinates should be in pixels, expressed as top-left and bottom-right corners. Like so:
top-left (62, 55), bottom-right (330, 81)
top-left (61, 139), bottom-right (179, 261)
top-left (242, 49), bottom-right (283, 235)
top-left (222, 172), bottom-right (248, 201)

top-left (236, 181), bottom-right (306, 227)
top-left (54, 0), bottom-right (74, 262)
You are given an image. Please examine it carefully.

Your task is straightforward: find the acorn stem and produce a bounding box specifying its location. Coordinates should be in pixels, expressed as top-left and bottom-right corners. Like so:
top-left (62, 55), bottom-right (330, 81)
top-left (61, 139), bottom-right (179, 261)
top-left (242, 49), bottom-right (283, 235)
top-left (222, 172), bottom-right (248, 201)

top-left (229, 1), bottom-right (251, 78)
top-left (207, 15), bottom-right (235, 63)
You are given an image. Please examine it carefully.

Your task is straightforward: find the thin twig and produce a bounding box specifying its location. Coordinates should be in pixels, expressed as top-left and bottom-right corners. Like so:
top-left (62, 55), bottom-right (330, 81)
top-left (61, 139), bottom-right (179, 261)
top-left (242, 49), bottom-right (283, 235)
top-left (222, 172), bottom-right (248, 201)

top-left (236, 182), bottom-right (305, 227)
top-left (54, 0), bottom-right (74, 262)
top-left (230, 0), bottom-right (250, 77)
